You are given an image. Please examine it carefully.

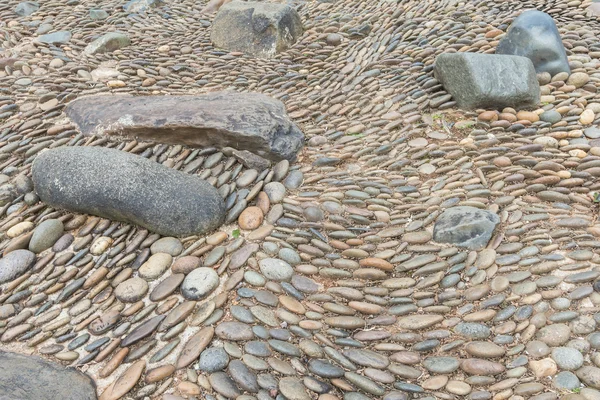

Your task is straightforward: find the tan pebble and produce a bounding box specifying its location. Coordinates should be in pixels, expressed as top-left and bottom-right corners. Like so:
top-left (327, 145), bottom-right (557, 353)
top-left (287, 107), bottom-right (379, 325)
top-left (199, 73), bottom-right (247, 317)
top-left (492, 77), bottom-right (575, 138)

top-left (528, 358), bottom-right (557, 378)
top-left (99, 347), bottom-right (129, 378)
top-left (446, 380), bottom-right (471, 395)
top-left (590, 147), bottom-right (600, 156)
top-left (516, 111), bottom-right (539, 122)
top-left (6, 221), bottom-right (34, 238)
top-left (238, 206), bottom-right (264, 230)
top-left (358, 258), bottom-right (393, 271)
top-left (206, 231), bottom-right (227, 245)
top-left (158, 45), bottom-right (171, 52)
top-left (172, 256), bottom-right (201, 274)
top-left (498, 112), bottom-right (517, 122)
top-left (485, 29), bottom-right (503, 38)
top-left (569, 149), bottom-right (587, 158)
top-left (493, 157), bottom-right (511, 167)
top-left (177, 381), bottom-right (201, 396)
top-left (100, 359), bottom-right (145, 400)
top-left (107, 80), bottom-right (125, 88)
top-left (580, 109), bottom-right (595, 125)
top-left (478, 110), bottom-right (498, 122)
top-left (256, 191), bottom-right (270, 214)
top-left (557, 170), bottom-right (571, 179)
top-left (54, 351), bottom-right (79, 361)
top-left (146, 364), bottom-right (175, 383)
top-left (422, 375), bottom-right (448, 390)
top-left (90, 236), bottom-right (113, 255)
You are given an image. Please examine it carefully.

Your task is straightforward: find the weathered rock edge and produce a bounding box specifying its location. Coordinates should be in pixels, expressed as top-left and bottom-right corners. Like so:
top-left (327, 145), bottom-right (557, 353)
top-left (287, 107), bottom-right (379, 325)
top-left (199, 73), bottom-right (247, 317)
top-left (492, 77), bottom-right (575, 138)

top-left (0, 351), bottom-right (97, 400)
top-left (32, 146), bottom-right (225, 237)
top-left (64, 93), bottom-right (305, 162)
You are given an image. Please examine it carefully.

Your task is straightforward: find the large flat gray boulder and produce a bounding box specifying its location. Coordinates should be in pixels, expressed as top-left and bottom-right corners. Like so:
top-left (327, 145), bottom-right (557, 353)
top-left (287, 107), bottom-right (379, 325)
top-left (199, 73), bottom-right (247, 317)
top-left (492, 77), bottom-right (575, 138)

top-left (65, 93), bottom-right (304, 162)
top-left (32, 147), bottom-right (225, 237)
top-left (434, 53), bottom-right (540, 110)
top-left (211, 2), bottom-right (303, 58)
top-left (497, 10), bottom-right (570, 76)
top-left (433, 206), bottom-right (500, 250)
top-left (0, 351), bottom-right (97, 400)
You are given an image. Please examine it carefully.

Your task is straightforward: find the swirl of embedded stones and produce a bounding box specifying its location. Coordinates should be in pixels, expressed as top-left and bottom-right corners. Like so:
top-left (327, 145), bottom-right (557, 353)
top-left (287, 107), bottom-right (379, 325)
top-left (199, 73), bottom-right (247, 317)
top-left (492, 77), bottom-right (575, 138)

top-left (2, 0), bottom-right (600, 399)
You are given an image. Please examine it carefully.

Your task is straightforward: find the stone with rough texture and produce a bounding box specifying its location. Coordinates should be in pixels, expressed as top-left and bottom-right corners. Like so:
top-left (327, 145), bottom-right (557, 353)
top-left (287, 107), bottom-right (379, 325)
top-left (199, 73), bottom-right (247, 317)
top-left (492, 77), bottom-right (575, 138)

top-left (36, 31), bottom-right (72, 45)
top-left (84, 32), bottom-right (131, 55)
top-left (211, 2), bottom-right (303, 58)
top-left (0, 351), bottom-right (96, 399)
top-left (14, 1), bottom-right (39, 16)
top-left (434, 53), bottom-right (540, 110)
top-left (433, 206), bottom-right (500, 250)
top-left (32, 147), bottom-right (225, 237)
top-left (65, 93), bottom-right (304, 162)
top-left (0, 250), bottom-right (35, 283)
top-left (497, 10), bottom-right (570, 75)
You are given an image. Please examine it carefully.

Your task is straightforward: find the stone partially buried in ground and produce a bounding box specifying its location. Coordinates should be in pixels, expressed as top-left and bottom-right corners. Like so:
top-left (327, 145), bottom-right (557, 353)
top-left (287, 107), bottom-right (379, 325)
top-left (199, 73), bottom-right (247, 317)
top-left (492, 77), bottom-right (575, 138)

top-left (211, 1), bottom-right (303, 58)
top-left (65, 93), bottom-right (304, 162)
top-left (497, 10), bottom-right (570, 75)
top-left (32, 147), bottom-right (225, 237)
top-left (14, 1), bottom-right (39, 16)
top-left (433, 53), bottom-right (540, 110)
top-left (0, 351), bottom-right (96, 399)
top-left (0, 249), bottom-right (35, 284)
top-left (84, 32), bottom-right (130, 55)
top-left (433, 206), bottom-right (500, 250)
top-left (36, 31), bottom-right (72, 45)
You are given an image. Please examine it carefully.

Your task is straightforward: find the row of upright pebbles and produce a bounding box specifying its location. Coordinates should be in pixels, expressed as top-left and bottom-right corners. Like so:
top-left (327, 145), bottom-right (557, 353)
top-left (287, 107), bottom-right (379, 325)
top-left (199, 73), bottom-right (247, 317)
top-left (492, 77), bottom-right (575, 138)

top-left (2, 0), bottom-right (600, 399)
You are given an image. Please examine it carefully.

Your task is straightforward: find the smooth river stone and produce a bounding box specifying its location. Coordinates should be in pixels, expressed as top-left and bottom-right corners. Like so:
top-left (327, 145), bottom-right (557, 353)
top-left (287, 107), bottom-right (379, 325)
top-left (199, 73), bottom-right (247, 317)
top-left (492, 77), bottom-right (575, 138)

top-left (176, 327), bottom-right (214, 369)
top-left (181, 267), bottom-right (219, 300)
top-left (397, 314), bottom-right (443, 330)
top-left (32, 146), bottom-right (225, 237)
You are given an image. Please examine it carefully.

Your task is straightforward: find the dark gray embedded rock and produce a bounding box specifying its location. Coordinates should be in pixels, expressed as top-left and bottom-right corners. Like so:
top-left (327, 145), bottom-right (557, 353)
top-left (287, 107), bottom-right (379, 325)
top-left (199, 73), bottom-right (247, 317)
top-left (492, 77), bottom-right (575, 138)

top-left (84, 32), bottom-right (130, 55)
top-left (0, 351), bottom-right (97, 400)
top-left (211, 1), bottom-right (303, 59)
top-left (496, 10), bottom-right (570, 76)
top-left (32, 147), bottom-right (225, 237)
top-left (65, 93), bottom-right (304, 162)
top-left (434, 53), bottom-right (540, 110)
top-left (0, 250), bottom-right (36, 284)
top-left (433, 206), bottom-right (500, 250)
top-left (36, 31), bottom-right (72, 45)
top-left (14, 1), bottom-right (39, 16)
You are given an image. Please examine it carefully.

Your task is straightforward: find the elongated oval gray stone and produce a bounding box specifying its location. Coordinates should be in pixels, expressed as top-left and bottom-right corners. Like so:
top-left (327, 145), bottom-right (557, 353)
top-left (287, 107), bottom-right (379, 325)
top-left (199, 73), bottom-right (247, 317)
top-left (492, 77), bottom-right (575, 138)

top-left (32, 147), bottom-right (225, 237)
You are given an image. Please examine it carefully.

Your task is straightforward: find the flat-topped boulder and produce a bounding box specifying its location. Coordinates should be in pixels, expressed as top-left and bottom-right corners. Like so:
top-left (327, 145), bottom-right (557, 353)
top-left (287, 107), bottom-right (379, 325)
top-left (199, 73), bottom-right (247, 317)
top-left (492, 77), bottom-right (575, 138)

top-left (65, 93), bottom-right (304, 162)
top-left (32, 146), bottom-right (225, 237)
top-left (211, 2), bottom-right (303, 58)
top-left (0, 351), bottom-right (97, 399)
top-left (497, 10), bottom-right (570, 76)
top-left (434, 52), bottom-right (540, 110)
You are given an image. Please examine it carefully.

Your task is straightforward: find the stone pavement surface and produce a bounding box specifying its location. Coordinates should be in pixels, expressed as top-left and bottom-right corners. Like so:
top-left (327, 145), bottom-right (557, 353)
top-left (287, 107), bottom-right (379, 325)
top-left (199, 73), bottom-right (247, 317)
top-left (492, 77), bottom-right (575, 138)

top-left (1, 0), bottom-right (600, 399)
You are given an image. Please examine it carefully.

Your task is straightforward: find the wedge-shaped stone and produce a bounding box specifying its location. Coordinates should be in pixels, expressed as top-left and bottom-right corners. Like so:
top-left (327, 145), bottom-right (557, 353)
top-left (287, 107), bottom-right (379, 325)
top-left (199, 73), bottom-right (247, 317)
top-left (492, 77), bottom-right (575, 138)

top-left (211, 2), bottom-right (303, 58)
top-left (65, 93), bottom-right (304, 162)
top-left (434, 53), bottom-right (540, 110)
top-left (32, 147), bottom-right (225, 237)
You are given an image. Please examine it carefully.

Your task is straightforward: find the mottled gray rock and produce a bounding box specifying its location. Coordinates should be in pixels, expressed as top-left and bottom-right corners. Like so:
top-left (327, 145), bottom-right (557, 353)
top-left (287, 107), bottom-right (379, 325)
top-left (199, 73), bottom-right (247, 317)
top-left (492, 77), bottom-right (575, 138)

top-left (433, 206), bottom-right (500, 250)
top-left (434, 53), bottom-right (540, 110)
top-left (181, 267), bottom-right (220, 300)
top-left (0, 250), bottom-right (35, 284)
top-left (14, 1), bottom-right (39, 16)
top-left (65, 93), bottom-right (304, 162)
top-left (211, 2), bottom-right (303, 58)
top-left (0, 351), bottom-right (96, 400)
top-left (36, 31), bottom-right (71, 45)
top-left (29, 219), bottom-right (64, 253)
top-left (84, 32), bottom-right (130, 55)
top-left (497, 10), bottom-right (570, 75)
top-left (32, 147), bottom-right (225, 237)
